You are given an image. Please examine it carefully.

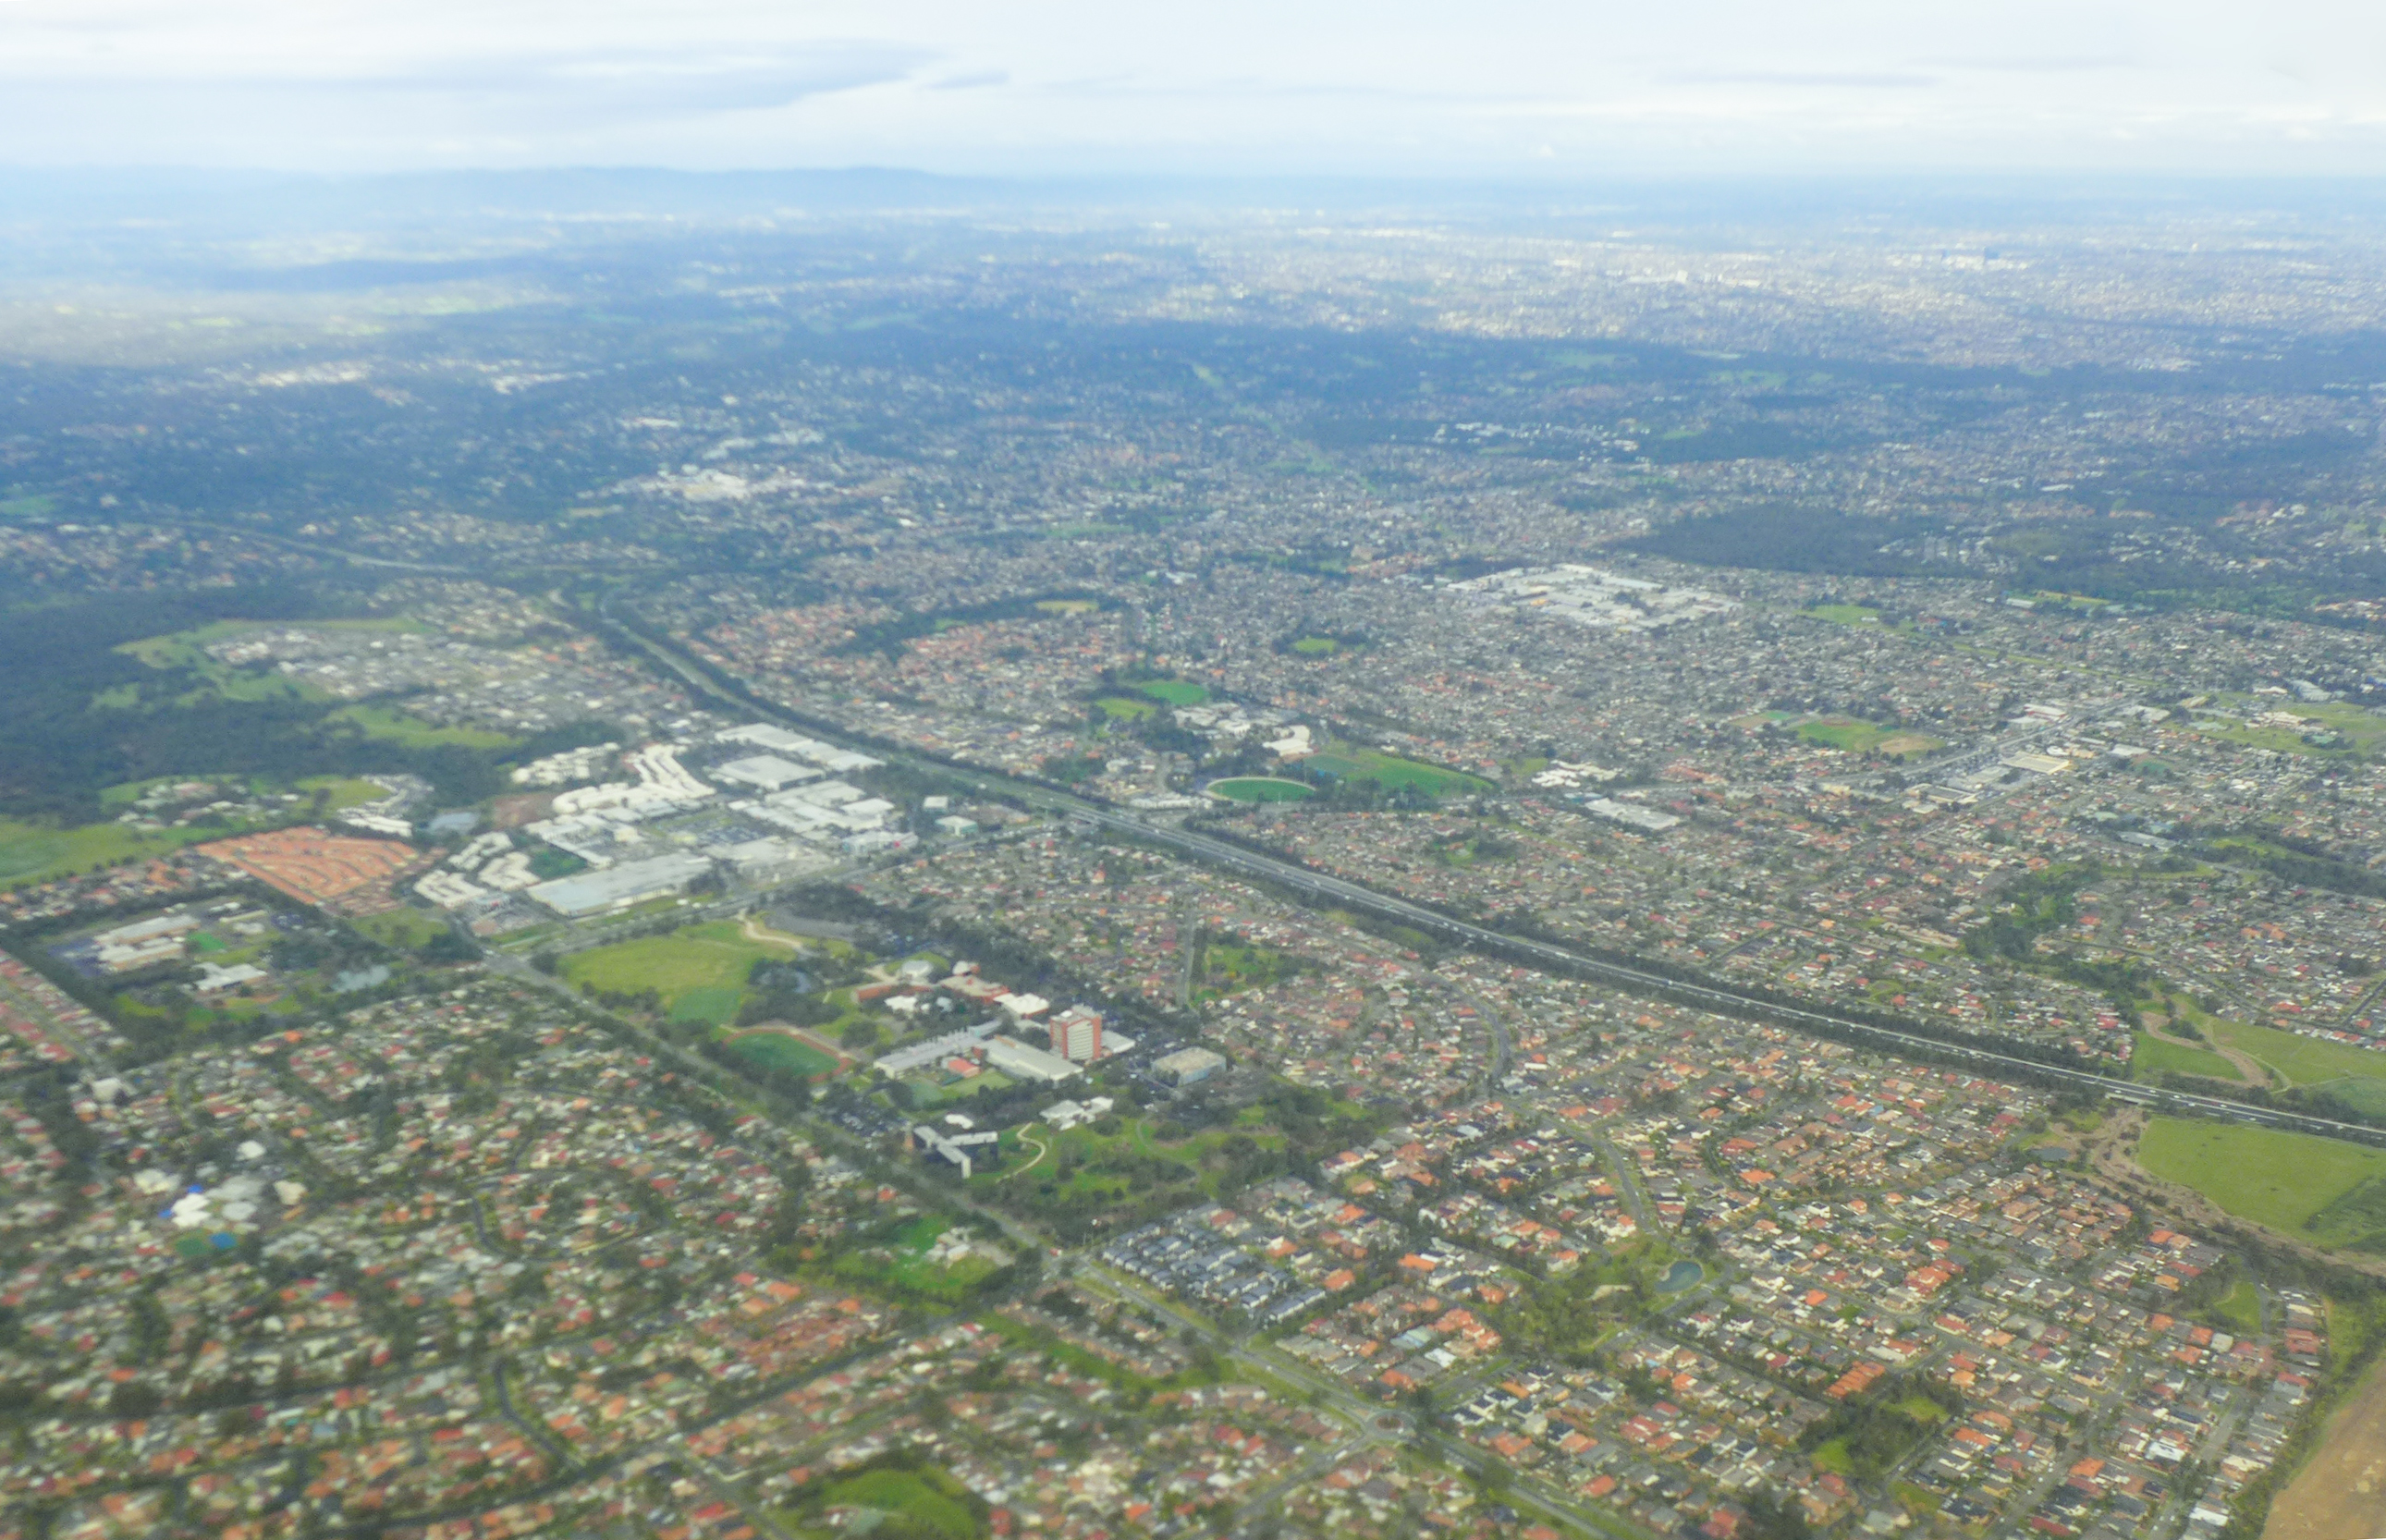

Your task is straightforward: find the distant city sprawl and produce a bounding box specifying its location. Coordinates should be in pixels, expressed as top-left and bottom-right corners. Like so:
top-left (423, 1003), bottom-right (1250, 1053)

top-left (6, 189), bottom-right (2386, 1540)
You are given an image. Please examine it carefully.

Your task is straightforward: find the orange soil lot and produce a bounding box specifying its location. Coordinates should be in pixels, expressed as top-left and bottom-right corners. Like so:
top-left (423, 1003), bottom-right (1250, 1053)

top-left (195, 827), bottom-right (424, 914)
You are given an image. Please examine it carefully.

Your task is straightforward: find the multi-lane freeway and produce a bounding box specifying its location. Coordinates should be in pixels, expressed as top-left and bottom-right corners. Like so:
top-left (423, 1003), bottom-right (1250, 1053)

top-left (602, 600), bottom-right (2386, 1152)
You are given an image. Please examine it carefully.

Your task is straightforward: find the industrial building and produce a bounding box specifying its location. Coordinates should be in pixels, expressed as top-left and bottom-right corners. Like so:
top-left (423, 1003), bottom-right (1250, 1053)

top-left (873, 1021), bottom-right (1001, 1076)
top-left (1579, 796), bottom-right (1682, 833)
top-left (909, 1123), bottom-right (1000, 1179)
top-left (984, 1035), bottom-right (1083, 1083)
top-left (711, 753), bottom-right (822, 792)
top-left (1153, 1046), bottom-right (1227, 1086)
top-left (526, 851), bottom-right (716, 917)
top-left (717, 722), bottom-right (883, 775)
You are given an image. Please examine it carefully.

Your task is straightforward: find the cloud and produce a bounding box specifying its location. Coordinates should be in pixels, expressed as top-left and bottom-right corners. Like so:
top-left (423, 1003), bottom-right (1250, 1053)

top-left (1921, 54), bottom-right (2138, 73)
top-left (0, 0), bottom-right (2380, 175)
top-left (373, 43), bottom-right (931, 116)
top-left (1670, 70), bottom-right (1939, 90)
top-left (927, 70), bottom-right (1010, 92)
top-left (0, 41), bottom-right (931, 119)
top-left (0, 32), bottom-right (935, 161)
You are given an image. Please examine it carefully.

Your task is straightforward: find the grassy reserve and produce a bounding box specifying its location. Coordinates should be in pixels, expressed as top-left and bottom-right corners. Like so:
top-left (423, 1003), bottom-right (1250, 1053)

top-left (2169, 997), bottom-right (2386, 1115)
top-left (2136, 1116), bottom-right (2386, 1244)
top-left (0, 774), bottom-right (390, 889)
top-left (325, 703), bottom-right (521, 750)
top-left (826, 1214), bottom-right (1002, 1307)
top-left (353, 908), bottom-right (448, 950)
top-left (1303, 740), bottom-right (1493, 796)
top-left (775, 1457), bottom-right (985, 1540)
top-left (2130, 1031), bottom-right (2239, 1083)
top-left (2187, 696), bottom-right (2386, 758)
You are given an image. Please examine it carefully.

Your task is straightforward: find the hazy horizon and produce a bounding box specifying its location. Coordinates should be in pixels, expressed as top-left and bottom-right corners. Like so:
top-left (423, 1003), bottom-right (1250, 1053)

top-left (5, 0), bottom-right (2384, 179)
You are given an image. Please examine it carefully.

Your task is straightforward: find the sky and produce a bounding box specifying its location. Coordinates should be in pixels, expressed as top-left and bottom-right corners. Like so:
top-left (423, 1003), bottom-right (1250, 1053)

top-left (3, 0), bottom-right (2384, 177)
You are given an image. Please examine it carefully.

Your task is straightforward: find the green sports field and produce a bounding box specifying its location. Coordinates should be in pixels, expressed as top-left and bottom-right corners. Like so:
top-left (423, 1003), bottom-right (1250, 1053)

top-left (727, 1030), bottom-right (838, 1078)
top-left (1133, 678), bottom-right (1210, 706)
top-left (1792, 715), bottom-right (1943, 759)
top-left (1207, 776), bottom-right (1316, 803)
top-left (559, 919), bottom-right (797, 1019)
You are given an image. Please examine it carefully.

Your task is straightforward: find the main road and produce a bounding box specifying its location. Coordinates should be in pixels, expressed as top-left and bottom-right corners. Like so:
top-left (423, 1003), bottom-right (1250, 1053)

top-left (599, 599), bottom-right (2386, 1151)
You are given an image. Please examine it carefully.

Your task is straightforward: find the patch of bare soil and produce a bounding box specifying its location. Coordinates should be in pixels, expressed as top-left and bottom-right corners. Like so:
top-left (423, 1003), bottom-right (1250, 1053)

top-left (2268, 1347), bottom-right (2386, 1540)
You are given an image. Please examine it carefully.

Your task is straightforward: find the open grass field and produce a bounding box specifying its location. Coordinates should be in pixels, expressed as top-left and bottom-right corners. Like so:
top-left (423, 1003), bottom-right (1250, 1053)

top-left (299, 776), bottom-right (394, 813)
top-left (117, 617), bottom-right (422, 669)
top-left (2209, 1278), bottom-right (2262, 1335)
top-left (1291, 635), bottom-right (1350, 654)
top-left (325, 703), bottom-right (520, 750)
top-left (1132, 678), bottom-right (1210, 706)
top-left (1, 771), bottom-right (399, 890)
top-left (784, 1465), bottom-right (983, 1540)
top-left (1792, 715), bottom-right (1944, 759)
top-left (668, 985), bottom-right (744, 1025)
top-left (1304, 742), bottom-right (1493, 796)
top-left (2130, 1031), bottom-right (2240, 1082)
top-left (0, 819), bottom-right (196, 888)
top-left (353, 909), bottom-right (447, 950)
top-left (560, 919), bottom-right (794, 1017)
top-left (2137, 1116), bottom-right (2386, 1241)
top-left (1206, 776), bottom-right (1316, 803)
top-left (2184, 695), bottom-right (2386, 759)
top-left (1034, 598), bottom-right (1101, 617)
top-left (1094, 695), bottom-right (1157, 720)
